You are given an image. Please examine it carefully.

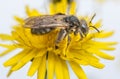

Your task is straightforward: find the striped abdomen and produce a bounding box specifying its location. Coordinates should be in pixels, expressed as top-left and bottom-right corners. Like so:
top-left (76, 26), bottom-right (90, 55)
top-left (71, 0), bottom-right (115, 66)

top-left (31, 28), bottom-right (55, 35)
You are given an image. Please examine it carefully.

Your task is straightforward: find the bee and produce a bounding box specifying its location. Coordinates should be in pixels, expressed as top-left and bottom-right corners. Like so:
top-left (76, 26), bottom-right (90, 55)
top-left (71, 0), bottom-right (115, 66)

top-left (24, 13), bottom-right (99, 47)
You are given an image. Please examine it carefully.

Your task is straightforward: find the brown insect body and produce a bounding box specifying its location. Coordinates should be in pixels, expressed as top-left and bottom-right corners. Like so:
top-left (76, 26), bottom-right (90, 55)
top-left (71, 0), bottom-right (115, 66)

top-left (24, 14), bottom-right (70, 35)
top-left (24, 13), bottom-right (99, 46)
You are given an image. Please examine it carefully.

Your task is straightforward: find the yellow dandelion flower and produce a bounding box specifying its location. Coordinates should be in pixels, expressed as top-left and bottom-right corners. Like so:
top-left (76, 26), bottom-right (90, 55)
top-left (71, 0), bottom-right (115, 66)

top-left (0, 0), bottom-right (116, 79)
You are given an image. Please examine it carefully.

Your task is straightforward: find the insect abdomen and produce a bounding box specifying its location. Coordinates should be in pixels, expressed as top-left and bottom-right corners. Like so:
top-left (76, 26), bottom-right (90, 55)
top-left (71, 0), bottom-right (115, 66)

top-left (31, 28), bottom-right (55, 35)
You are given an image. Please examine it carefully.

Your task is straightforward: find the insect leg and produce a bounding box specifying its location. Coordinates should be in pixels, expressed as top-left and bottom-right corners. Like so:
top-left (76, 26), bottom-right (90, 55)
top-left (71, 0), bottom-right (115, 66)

top-left (78, 29), bottom-right (84, 40)
top-left (74, 28), bottom-right (84, 40)
top-left (74, 27), bottom-right (79, 35)
top-left (67, 34), bottom-right (71, 46)
top-left (55, 29), bottom-right (67, 44)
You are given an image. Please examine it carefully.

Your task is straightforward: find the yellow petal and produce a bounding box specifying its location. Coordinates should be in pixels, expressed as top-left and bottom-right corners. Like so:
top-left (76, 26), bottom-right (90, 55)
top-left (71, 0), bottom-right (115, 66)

top-left (35, 49), bottom-right (46, 58)
top-left (25, 6), bottom-right (41, 17)
top-left (0, 46), bottom-right (16, 56)
top-left (88, 49), bottom-right (115, 60)
top-left (68, 51), bottom-right (104, 68)
top-left (11, 49), bottom-right (37, 71)
top-left (91, 42), bottom-right (116, 50)
top-left (50, 0), bottom-right (67, 14)
top-left (7, 70), bottom-right (13, 77)
top-left (11, 31), bottom-right (24, 44)
top-left (49, 3), bottom-right (56, 14)
top-left (92, 41), bottom-right (117, 46)
top-left (100, 42), bottom-right (117, 45)
top-left (0, 44), bottom-right (14, 48)
top-left (14, 16), bottom-right (24, 24)
top-left (55, 56), bottom-right (64, 79)
top-left (61, 59), bottom-right (70, 79)
top-left (69, 61), bottom-right (88, 79)
top-left (48, 52), bottom-right (55, 79)
top-left (89, 62), bottom-right (105, 69)
top-left (0, 34), bottom-right (14, 40)
top-left (54, 55), bottom-right (70, 79)
top-left (12, 28), bottom-right (32, 47)
top-left (4, 49), bottom-right (30, 67)
top-left (27, 57), bottom-right (42, 76)
top-left (37, 55), bottom-right (46, 79)
top-left (67, 51), bottom-right (99, 63)
top-left (95, 31), bottom-right (114, 38)
top-left (7, 64), bottom-right (16, 77)
top-left (69, 1), bottom-right (76, 15)
top-left (73, 58), bottom-right (89, 65)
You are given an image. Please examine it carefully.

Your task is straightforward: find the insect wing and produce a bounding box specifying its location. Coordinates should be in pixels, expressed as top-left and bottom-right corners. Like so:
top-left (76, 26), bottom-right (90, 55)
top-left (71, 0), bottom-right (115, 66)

top-left (24, 15), bottom-right (69, 28)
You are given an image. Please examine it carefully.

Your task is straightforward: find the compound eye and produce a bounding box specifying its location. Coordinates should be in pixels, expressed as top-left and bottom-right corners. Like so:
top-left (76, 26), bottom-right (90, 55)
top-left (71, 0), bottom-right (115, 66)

top-left (81, 24), bottom-right (87, 33)
top-left (80, 20), bottom-right (89, 35)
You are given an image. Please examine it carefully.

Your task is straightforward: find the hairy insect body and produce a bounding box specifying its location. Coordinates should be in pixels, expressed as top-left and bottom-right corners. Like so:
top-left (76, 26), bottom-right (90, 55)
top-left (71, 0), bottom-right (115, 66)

top-left (24, 15), bottom-right (68, 34)
top-left (31, 28), bottom-right (55, 35)
top-left (24, 14), bottom-right (88, 44)
top-left (24, 13), bottom-right (99, 45)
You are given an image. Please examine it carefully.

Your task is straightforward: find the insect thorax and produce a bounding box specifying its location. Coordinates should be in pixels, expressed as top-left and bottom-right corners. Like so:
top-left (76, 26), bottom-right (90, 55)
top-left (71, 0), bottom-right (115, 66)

top-left (63, 15), bottom-right (80, 27)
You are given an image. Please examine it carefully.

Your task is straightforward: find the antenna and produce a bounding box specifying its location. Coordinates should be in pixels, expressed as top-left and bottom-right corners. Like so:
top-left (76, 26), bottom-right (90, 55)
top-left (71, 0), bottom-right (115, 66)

top-left (89, 26), bottom-right (100, 33)
top-left (89, 13), bottom-right (96, 24)
top-left (89, 13), bottom-right (100, 33)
